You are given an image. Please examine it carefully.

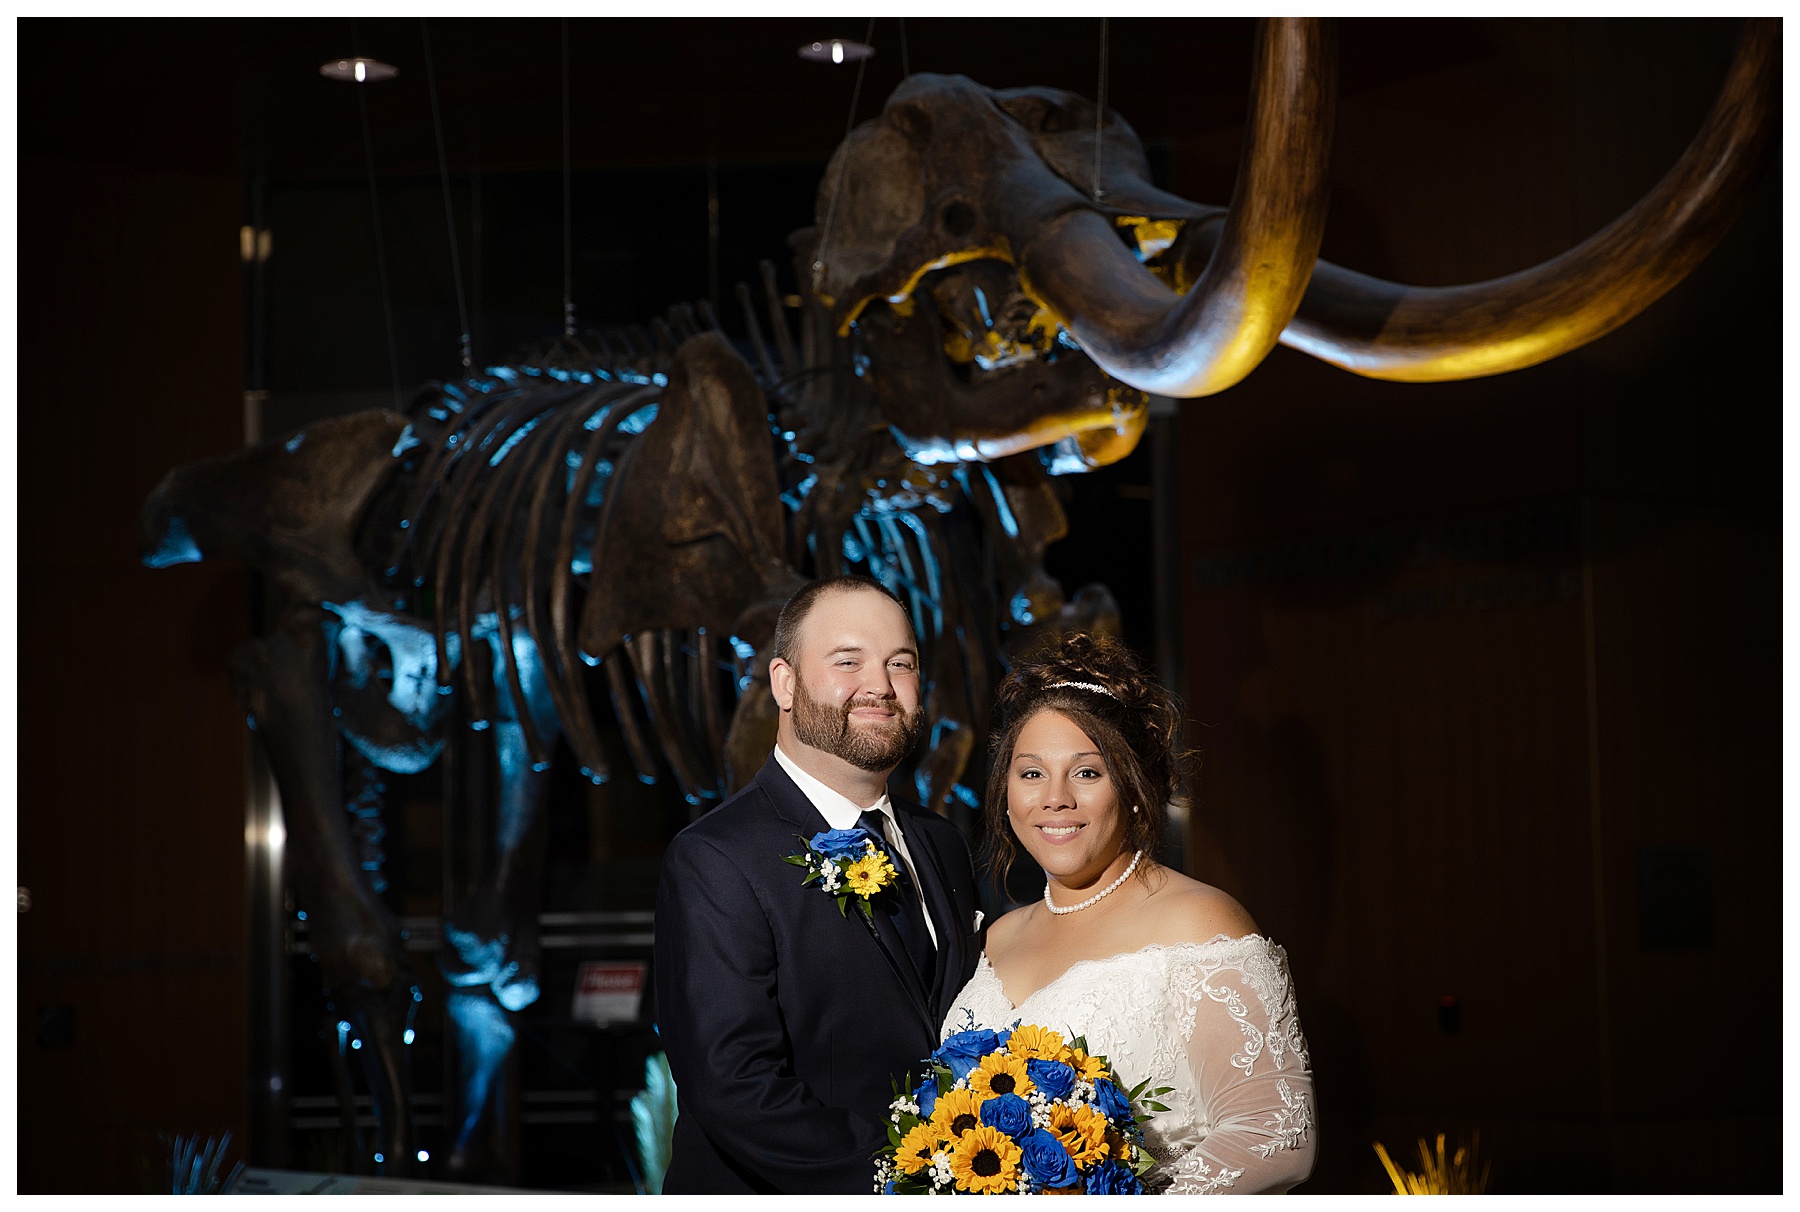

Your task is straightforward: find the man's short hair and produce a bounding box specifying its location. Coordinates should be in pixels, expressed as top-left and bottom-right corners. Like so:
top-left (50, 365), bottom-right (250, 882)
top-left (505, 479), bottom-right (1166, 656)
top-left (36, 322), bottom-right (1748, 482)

top-left (771, 574), bottom-right (915, 666)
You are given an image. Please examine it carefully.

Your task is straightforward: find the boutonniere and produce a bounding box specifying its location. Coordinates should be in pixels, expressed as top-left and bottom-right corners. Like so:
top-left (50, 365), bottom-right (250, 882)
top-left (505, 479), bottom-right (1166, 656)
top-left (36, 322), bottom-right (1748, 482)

top-left (783, 827), bottom-right (898, 924)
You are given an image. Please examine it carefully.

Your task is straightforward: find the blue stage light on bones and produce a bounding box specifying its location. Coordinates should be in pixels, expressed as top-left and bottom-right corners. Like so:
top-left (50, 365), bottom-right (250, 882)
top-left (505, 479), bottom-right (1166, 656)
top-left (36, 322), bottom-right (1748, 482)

top-left (1039, 435), bottom-right (1089, 477)
top-left (143, 516), bottom-right (203, 567)
top-left (620, 402), bottom-right (660, 434)
top-left (487, 416), bottom-right (543, 467)
top-left (978, 466), bottom-right (1019, 538)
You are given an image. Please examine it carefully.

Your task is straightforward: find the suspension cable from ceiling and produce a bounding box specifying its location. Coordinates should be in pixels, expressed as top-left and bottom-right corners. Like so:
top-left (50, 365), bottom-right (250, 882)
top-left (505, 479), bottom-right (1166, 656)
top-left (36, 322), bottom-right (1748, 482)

top-left (421, 18), bottom-right (473, 372)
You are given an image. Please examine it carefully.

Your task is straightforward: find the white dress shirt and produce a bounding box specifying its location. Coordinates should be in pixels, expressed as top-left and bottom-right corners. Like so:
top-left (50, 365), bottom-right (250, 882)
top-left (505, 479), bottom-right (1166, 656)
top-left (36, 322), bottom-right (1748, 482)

top-left (773, 744), bottom-right (939, 949)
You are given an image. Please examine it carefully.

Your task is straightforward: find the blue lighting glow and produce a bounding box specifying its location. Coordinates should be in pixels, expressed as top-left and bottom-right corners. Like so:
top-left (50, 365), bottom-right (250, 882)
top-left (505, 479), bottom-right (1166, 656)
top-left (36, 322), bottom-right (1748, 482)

top-left (780, 473), bottom-right (818, 512)
top-left (980, 466), bottom-right (1019, 538)
top-left (487, 416), bottom-right (542, 467)
top-left (285, 433), bottom-right (305, 453)
top-left (620, 403), bottom-right (660, 434)
top-left (448, 991), bottom-right (517, 1155)
top-left (391, 425), bottom-right (421, 457)
top-left (296, 910), bottom-right (307, 921)
top-left (404, 1028), bottom-right (416, 1045)
top-left (144, 516), bottom-right (203, 567)
top-left (351, 1038), bottom-right (363, 1050)
top-left (417, 1150), bottom-right (430, 1163)
top-left (373, 1153), bottom-right (383, 1164)
top-left (729, 636), bottom-right (757, 661)
top-left (952, 783), bottom-right (982, 809)
top-left (1039, 435), bottom-right (1090, 476)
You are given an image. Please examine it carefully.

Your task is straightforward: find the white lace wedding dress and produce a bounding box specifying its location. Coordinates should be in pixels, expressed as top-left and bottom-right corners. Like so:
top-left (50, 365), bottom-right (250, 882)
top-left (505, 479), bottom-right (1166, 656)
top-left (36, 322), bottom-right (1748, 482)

top-left (943, 935), bottom-right (1316, 1194)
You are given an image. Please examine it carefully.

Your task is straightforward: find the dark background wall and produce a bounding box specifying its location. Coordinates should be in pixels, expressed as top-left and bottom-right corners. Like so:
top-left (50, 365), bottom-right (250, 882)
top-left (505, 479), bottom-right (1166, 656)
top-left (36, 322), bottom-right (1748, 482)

top-left (15, 17), bottom-right (1778, 1193)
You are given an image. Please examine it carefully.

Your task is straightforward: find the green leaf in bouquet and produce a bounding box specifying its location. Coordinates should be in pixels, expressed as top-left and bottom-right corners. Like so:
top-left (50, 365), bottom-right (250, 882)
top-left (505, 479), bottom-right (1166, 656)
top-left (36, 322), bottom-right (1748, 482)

top-left (886, 1121), bottom-right (904, 1148)
top-left (933, 1064), bottom-right (954, 1092)
top-left (783, 854), bottom-right (810, 867)
top-left (838, 896), bottom-right (850, 916)
top-left (1144, 1101), bottom-right (1170, 1113)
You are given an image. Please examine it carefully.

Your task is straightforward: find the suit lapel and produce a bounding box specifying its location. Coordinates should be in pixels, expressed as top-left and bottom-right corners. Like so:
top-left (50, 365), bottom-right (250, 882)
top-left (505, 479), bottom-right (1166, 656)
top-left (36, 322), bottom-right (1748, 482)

top-left (757, 758), bottom-right (936, 1035)
top-left (903, 813), bottom-right (962, 1016)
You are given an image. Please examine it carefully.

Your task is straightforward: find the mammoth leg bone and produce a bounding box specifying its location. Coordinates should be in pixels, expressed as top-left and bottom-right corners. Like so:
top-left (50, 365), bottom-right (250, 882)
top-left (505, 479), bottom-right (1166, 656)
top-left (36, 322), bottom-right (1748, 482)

top-left (230, 611), bottom-right (417, 1177)
top-left (438, 628), bottom-right (559, 1181)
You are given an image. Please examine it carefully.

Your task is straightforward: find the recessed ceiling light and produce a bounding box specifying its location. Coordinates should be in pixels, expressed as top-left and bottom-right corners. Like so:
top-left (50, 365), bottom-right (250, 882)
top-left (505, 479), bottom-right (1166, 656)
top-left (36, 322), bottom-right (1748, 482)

top-left (320, 58), bottom-right (399, 84)
top-left (798, 39), bottom-right (874, 65)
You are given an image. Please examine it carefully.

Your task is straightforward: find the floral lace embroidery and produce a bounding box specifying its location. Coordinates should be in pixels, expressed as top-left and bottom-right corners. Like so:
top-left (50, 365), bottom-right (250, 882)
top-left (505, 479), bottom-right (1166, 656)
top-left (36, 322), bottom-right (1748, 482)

top-left (1251, 1078), bottom-right (1313, 1158)
top-left (1166, 1152), bottom-right (1245, 1195)
top-left (947, 937), bottom-right (1315, 1194)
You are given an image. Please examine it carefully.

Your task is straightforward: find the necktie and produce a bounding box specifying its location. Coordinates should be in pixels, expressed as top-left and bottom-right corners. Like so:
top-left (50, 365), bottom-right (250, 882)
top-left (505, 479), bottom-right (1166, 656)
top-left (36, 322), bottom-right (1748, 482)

top-left (859, 810), bottom-right (936, 993)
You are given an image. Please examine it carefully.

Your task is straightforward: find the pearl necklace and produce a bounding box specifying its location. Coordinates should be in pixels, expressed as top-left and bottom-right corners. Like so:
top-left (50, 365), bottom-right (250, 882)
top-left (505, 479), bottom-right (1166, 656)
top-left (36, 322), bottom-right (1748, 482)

top-left (1044, 849), bottom-right (1143, 915)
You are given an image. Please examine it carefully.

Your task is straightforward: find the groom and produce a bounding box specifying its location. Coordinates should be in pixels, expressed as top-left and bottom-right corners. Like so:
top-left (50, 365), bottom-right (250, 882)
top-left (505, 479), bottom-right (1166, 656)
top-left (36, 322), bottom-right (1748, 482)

top-left (654, 575), bottom-right (983, 1193)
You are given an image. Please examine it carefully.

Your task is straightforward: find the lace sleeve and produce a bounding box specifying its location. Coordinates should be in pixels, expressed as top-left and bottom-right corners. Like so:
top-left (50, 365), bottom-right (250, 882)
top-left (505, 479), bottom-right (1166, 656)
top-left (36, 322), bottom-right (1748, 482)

top-left (1162, 941), bottom-right (1317, 1195)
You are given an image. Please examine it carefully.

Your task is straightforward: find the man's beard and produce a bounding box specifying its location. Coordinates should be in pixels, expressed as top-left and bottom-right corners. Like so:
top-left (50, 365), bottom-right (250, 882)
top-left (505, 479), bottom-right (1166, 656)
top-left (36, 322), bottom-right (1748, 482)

top-left (790, 676), bottom-right (924, 774)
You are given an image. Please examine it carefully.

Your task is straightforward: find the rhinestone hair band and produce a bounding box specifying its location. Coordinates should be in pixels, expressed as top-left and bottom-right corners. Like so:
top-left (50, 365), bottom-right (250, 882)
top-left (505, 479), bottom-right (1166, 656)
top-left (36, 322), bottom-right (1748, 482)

top-left (1045, 680), bottom-right (1118, 700)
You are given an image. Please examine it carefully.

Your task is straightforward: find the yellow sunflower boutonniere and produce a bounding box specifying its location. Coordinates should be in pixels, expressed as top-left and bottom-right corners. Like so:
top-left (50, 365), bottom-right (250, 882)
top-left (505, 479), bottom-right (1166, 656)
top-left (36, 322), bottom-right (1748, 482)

top-left (782, 825), bottom-right (898, 924)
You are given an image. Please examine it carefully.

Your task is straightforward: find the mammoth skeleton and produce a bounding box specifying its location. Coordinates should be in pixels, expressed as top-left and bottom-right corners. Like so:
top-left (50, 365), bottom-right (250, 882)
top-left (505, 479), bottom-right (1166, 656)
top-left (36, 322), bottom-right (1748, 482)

top-left (140, 17), bottom-right (1776, 1183)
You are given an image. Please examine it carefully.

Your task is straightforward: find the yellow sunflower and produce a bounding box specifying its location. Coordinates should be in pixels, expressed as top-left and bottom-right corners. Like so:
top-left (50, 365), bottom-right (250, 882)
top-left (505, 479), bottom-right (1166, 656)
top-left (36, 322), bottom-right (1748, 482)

top-left (1047, 1102), bottom-right (1111, 1168)
top-left (1107, 1129), bottom-right (1136, 1161)
top-left (1005, 1024), bottom-right (1071, 1062)
top-left (895, 1121), bottom-right (942, 1175)
top-left (1068, 1047), bottom-right (1110, 1083)
top-left (948, 1124), bottom-right (1022, 1195)
top-left (842, 851), bottom-right (896, 897)
top-left (929, 1088), bottom-right (990, 1141)
top-left (969, 1051), bottom-right (1035, 1100)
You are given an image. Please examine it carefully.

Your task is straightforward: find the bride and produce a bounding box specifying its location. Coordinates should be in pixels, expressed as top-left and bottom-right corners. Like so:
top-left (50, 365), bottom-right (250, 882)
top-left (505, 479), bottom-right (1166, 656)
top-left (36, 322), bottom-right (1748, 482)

top-left (943, 634), bottom-right (1317, 1194)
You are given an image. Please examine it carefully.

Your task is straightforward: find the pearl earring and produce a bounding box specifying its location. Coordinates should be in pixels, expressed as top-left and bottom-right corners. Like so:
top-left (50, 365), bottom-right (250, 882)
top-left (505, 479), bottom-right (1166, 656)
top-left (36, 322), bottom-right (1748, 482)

top-left (1131, 804), bottom-right (1140, 814)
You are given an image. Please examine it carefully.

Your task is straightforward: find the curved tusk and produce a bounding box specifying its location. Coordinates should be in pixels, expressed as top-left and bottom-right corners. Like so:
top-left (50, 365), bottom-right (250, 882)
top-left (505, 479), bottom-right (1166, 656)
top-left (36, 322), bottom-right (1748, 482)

top-left (1017, 18), bottom-right (1336, 398)
top-left (1282, 17), bottom-right (1780, 382)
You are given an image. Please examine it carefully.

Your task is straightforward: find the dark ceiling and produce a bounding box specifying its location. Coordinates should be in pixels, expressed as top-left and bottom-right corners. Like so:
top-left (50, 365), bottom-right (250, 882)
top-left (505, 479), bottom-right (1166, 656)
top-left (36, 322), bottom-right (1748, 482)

top-left (23, 17), bottom-right (1510, 179)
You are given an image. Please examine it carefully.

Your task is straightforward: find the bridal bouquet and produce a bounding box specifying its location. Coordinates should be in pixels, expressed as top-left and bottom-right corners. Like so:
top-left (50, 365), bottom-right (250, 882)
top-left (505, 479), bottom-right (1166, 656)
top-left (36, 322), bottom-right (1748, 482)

top-left (873, 1023), bottom-right (1169, 1195)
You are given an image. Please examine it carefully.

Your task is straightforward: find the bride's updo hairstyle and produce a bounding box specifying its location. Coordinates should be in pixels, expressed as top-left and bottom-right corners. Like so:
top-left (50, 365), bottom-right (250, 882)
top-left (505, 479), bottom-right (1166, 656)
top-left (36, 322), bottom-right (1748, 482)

top-left (983, 632), bottom-right (1184, 881)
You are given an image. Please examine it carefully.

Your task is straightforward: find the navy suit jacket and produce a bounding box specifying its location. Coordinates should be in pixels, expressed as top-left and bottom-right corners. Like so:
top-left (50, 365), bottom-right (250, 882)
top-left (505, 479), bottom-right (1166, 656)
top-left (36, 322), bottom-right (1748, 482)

top-left (653, 756), bottom-right (982, 1194)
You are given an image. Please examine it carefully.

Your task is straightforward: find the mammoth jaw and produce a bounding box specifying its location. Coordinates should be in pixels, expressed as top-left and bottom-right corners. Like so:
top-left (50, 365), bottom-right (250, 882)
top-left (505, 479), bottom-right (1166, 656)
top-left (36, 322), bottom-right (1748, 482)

top-left (888, 386), bottom-right (1147, 468)
top-left (859, 282), bottom-right (1149, 469)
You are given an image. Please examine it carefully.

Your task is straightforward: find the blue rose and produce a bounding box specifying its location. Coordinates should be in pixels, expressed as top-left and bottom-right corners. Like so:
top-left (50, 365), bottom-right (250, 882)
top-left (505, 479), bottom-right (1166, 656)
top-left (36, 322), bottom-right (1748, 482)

top-left (978, 1092), bottom-right (1032, 1138)
top-left (883, 1179), bottom-right (897, 1195)
top-left (1017, 1128), bottom-right (1079, 1189)
top-left (1026, 1058), bottom-right (1076, 1101)
top-left (1094, 1077), bottom-right (1134, 1123)
top-left (933, 1028), bottom-right (999, 1081)
top-left (1085, 1159), bottom-right (1145, 1195)
top-left (809, 827), bottom-right (877, 860)
top-left (913, 1076), bottom-right (938, 1120)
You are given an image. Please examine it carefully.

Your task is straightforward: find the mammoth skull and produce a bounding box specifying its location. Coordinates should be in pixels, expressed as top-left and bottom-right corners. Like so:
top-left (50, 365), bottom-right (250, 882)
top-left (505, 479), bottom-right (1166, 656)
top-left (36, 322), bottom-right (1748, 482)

top-left (810, 17), bottom-right (1778, 457)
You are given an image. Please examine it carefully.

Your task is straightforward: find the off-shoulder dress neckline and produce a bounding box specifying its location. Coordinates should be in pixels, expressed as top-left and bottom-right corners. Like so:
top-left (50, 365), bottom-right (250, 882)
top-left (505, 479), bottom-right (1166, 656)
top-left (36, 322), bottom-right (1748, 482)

top-left (980, 933), bottom-right (1271, 1012)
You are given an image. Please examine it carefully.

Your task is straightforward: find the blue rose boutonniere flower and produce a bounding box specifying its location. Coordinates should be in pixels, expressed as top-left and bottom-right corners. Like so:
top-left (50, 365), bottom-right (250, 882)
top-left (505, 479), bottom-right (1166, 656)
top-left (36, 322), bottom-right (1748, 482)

top-left (1018, 1128), bottom-right (1081, 1190)
top-left (810, 827), bottom-right (877, 860)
